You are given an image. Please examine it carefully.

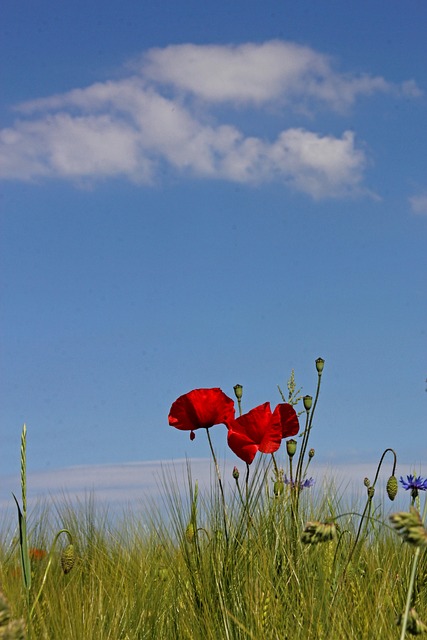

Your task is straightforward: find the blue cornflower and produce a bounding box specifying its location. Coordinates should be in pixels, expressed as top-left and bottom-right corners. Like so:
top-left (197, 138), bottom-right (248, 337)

top-left (301, 477), bottom-right (315, 489)
top-left (400, 475), bottom-right (427, 496)
top-left (284, 475), bottom-right (315, 489)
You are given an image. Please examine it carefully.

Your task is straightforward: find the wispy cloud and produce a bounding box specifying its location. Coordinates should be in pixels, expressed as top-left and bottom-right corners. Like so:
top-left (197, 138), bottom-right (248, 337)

top-left (0, 40), bottom-right (421, 197)
top-left (409, 193), bottom-right (427, 215)
top-left (2, 458), bottom-right (424, 516)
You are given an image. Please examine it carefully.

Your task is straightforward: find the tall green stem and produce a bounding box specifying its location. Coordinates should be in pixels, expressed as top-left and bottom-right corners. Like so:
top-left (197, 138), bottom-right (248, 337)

top-left (399, 497), bottom-right (427, 640)
top-left (30, 529), bottom-right (74, 617)
top-left (295, 369), bottom-right (323, 489)
top-left (205, 427), bottom-right (228, 543)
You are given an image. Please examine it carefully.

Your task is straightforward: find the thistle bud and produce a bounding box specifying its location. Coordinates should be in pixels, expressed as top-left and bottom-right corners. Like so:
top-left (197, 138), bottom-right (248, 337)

top-left (61, 544), bottom-right (75, 574)
top-left (386, 475), bottom-right (398, 501)
top-left (232, 466), bottom-right (240, 480)
top-left (303, 395), bottom-right (312, 411)
top-left (286, 439), bottom-right (297, 458)
top-left (315, 357), bottom-right (325, 374)
top-left (233, 384), bottom-right (243, 400)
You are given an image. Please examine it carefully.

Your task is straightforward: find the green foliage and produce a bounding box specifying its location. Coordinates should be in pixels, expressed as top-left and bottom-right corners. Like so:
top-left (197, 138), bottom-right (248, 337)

top-left (2, 360), bottom-right (426, 638)
top-left (1, 477), bottom-right (426, 639)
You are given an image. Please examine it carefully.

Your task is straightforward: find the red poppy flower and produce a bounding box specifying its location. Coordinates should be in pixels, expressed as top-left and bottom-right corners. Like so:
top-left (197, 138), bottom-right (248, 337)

top-left (29, 548), bottom-right (47, 561)
top-left (168, 388), bottom-right (235, 440)
top-left (227, 402), bottom-right (299, 465)
top-left (274, 403), bottom-right (300, 439)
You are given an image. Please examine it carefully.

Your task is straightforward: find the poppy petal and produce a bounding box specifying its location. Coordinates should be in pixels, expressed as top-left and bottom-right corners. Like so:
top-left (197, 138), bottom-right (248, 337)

top-left (227, 427), bottom-right (259, 465)
top-left (273, 403), bottom-right (300, 438)
top-left (227, 402), bottom-right (281, 463)
top-left (168, 388), bottom-right (235, 432)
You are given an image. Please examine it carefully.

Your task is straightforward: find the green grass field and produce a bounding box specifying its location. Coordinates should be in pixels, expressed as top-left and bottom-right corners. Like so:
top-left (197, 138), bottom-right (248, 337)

top-left (1, 461), bottom-right (426, 640)
top-left (1, 362), bottom-right (426, 638)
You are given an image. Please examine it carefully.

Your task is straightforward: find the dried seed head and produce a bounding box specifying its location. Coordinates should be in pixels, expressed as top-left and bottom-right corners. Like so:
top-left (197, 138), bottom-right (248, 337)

top-left (390, 507), bottom-right (427, 547)
top-left (386, 475), bottom-right (398, 501)
top-left (367, 486), bottom-right (375, 499)
top-left (0, 618), bottom-right (26, 639)
top-left (397, 608), bottom-right (427, 635)
top-left (0, 590), bottom-right (11, 627)
top-left (363, 477), bottom-right (371, 488)
top-left (301, 521), bottom-right (337, 545)
top-left (61, 544), bottom-right (75, 574)
top-left (0, 591), bottom-right (25, 639)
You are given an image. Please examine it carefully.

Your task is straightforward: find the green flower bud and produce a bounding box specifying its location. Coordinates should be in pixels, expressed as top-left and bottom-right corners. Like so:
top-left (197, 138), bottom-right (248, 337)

top-left (286, 439), bottom-right (297, 458)
top-left (303, 395), bottom-right (312, 411)
top-left (315, 357), bottom-right (325, 374)
top-left (363, 477), bottom-right (371, 488)
top-left (274, 480), bottom-right (284, 497)
top-left (232, 466), bottom-right (240, 479)
top-left (308, 448), bottom-right (315, 459)
top-left (61, 544), bottom-right (75, 574)
top-left (386, 475), bottom-right (398, 501)
top-left (233, 384), bottom-right (243, 400)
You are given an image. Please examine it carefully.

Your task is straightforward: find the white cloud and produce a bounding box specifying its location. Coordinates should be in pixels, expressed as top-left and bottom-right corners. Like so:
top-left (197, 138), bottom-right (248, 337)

top-left (409, 194), bottom-right (427, 215)
top-left (140, 41), bottom-right (404, 111)
top-left (0, 113), bottom-right (145, 181)
top-left (0, 40), bottom-right (420, 197)
top-left (1, 458), bottom-right (423, 517)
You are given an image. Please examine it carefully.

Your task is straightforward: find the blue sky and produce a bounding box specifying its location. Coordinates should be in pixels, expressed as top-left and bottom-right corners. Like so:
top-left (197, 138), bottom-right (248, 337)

top-left (1, 1), bottom-right (426, 504)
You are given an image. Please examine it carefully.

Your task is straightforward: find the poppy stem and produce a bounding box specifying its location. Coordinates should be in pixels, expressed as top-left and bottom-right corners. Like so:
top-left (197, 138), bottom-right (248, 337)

top-left (271, 452), bottom-right (280, 479)
top-left (205, 427), bottom-right (229, 543)
top-left (245, 463), bottom-right (250, 505)
top-left (295, 368), bottom-right (323, 492)
top-left (237, 398), bottom-right (242, 416)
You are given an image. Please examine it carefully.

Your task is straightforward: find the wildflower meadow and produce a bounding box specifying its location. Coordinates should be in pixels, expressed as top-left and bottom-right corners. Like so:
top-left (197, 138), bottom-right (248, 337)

top-left (1, 358), bottom-right (426, 639)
